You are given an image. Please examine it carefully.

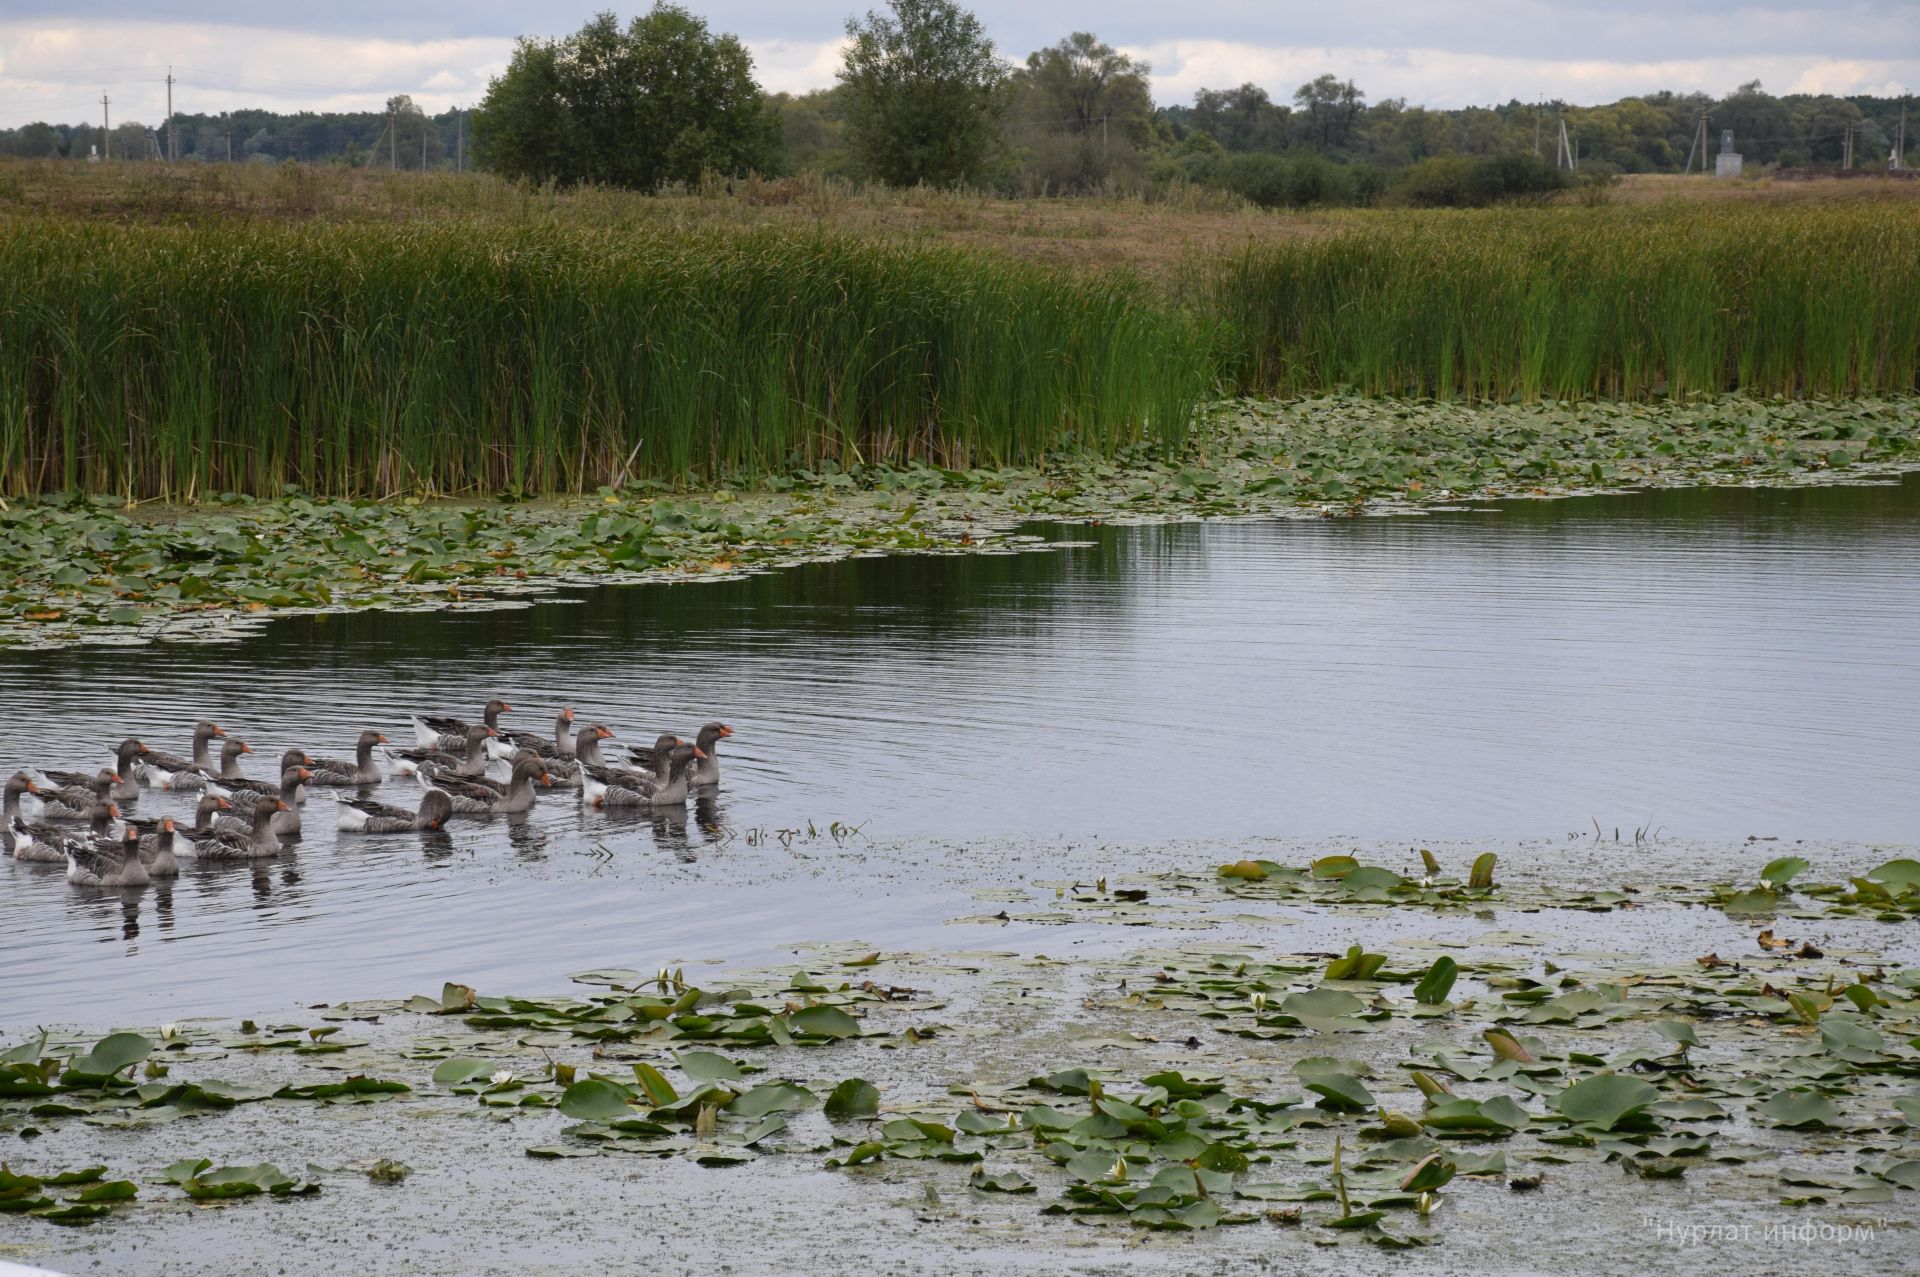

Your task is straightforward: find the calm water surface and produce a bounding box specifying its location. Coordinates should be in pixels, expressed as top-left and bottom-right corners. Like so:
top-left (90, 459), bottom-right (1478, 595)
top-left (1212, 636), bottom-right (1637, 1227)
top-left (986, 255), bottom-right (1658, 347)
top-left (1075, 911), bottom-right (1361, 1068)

top-left (3, 476), bottom-right (1917, 1025)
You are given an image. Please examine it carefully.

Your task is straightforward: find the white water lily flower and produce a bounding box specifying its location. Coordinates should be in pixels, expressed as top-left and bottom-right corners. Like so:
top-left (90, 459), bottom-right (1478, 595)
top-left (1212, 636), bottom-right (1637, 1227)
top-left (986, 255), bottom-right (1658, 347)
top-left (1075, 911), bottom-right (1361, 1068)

top-left (490, 1069), bottom-right (515, 1086)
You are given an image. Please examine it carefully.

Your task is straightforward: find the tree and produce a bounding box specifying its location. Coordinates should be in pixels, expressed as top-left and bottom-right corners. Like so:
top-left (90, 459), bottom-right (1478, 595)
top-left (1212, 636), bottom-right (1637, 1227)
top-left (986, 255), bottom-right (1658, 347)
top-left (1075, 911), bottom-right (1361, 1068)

top-left (1189, 84), bottom-right (1290, 152)
top-left (1009, 32), bottom-right (1155, 191)
top-left (474, 5), bottom-right (779, 188)
top-left (838, 0), bottom-right (1010, 187)
top-left (1293, 74), bottom-right (1365, 152)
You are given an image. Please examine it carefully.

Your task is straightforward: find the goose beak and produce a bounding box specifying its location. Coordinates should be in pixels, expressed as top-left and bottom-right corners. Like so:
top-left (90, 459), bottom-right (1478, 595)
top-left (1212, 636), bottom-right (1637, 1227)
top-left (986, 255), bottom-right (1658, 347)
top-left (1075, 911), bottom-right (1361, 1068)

top-left (111, 771), bottom-right (122, 783)
top-left (241, 742), bottom-right (253, 754)
top-left (598, 726), bottom-right (614, 739)
top-left (139, 744), bottom-right (151, 754)
top-left (719, 725), bottom-right (734, 738)
top-left (211, 724), bottom-right (225, 737)
top-left (502, 703), bottom-right (514, 713)
top-left (298, 767), bottom-right (313, 779)
top-left (108, 803), bottom-right (121, 817)
top-left (24, 779), bottom-right (39, 793)
top-left (217, 797), bottom-right (233, 810)
top-left (562, 707), bottom-right (574, 721)
top-left (275, 799), bottom-right (290, 812)
top-left (538, 773), bottom-right (552, 785)
top-left (303, 753), bottom-right (316, 765)
top-left (376, 734), bottom-right (390, 744)
top-left (693, 747), bottom-right (708, 760)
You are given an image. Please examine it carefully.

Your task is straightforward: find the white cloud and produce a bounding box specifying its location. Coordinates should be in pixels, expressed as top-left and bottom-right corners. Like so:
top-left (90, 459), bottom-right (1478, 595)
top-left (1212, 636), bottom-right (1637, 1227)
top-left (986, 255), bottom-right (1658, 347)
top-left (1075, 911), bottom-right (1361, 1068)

top-left (746, 36), bottom-right (848, 95)
top-left (1127, 38), bottom-right (1920, 109)
top-left (2, 17), bottom-right (1915, 128)
top-left (0, 20), bottom-right (511, 125)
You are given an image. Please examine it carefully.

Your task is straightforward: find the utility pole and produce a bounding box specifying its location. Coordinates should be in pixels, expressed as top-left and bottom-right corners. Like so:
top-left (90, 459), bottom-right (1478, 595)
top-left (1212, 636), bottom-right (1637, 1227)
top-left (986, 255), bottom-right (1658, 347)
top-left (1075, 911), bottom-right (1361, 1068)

top-left (1896, 97), bottom-right (1908, 170)
top-left (165, 68), bottom-right (175, 162)
top-left (1843, 122), bottom-right (1854, 170)
top-left (101, 92), bottom-right (110, 160)
top-left (1533, 105), bottom-right (1541, 158)
top-left (390, 105), bottom-right (397, 171)
top-left (1682, 109), bottom-right (1708, 175)
top-left (1556, 115), bottom-right (1575, 170)
top-left (455, 109), bottom-right (463, 173)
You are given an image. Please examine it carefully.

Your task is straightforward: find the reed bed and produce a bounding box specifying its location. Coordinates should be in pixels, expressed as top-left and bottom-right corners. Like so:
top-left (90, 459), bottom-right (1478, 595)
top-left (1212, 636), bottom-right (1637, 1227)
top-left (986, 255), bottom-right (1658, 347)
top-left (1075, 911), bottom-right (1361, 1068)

top-left (0, 220), bottom-right (1207, 499)
top-left (1209, 204), bottom-right (1920, 399)
top-left (2, 182), bottom-right (1916, 500)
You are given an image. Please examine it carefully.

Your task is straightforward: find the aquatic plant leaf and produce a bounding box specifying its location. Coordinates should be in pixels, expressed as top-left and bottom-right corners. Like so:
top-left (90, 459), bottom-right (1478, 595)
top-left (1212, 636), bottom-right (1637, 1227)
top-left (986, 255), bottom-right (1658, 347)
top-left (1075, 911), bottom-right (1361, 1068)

top-left (1483, 1029), bottom-right (1535, 1063)
top-left (787, 1006), bottom-right (859, 1039)
top-left (1551, 1076), bottom-right (1661, 1130)
top-left (66, 1033), bottom-right (153, 1081)
top-left (969, 1169), bottom-right (1035, 1193)
top-left (1867, 859), bottom-right (1920, 891)
top-left (1722, 889), bottom-right (1780, 915)
top-left (558, 1079), bottom-right (636, 1122)
top-left (1310, 856), bottom-right (1358, 880)
top-left (1193, 1143), bottom-right (1250, 1173)
top-left (1297, 1070), bottom-right (1374, 1111)
top-left (725, 1084), bottom-right (814, 1119)
top-left (33, 1202), bottom-right (112, 1224)
top-left (1755, 1089), bottom-right (1839, 1129)
top-left (73, 1179), bottom-right (136, 1202)
top-left (1323, 947), bottom-right (1387, 981)
top-left (431, 1058), bottom-right (495, 1087)
top-left (825, 1142), bottom-right (885, 1168)
top-left (1819, 1016), bottom-right (1884, 1057)
top-left (1653, 1021), bottom-right (1698, 1048)
top-left (1283, 988), bottom-right (1366, 1019)
top-left (824, 1079), bottom-right (880, 1120)
top-left (673, 1051), bottom-right (746, 1085)
top-left (1760, 857), bottom-right (1810, 889)
top-left (1400, 1154), bottom-right (1456, 1192)
top-left (1468, 854), bottom-right (1497, 890)
top-left (631, 1064), bottom-right (678, 1107)
top-left (1422, 1097), bottom-right (1527, 1133)
top-left (1414, 958), bottom-right (1459, 1005)
top-left (1218, 861), bottom-right (1268, 881)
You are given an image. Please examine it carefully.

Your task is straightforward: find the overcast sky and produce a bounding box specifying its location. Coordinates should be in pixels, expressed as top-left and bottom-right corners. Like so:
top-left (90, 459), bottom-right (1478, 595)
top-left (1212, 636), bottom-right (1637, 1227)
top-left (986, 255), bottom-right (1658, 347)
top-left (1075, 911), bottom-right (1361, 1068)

top-left (2, 2), bottom-right (1914, 127)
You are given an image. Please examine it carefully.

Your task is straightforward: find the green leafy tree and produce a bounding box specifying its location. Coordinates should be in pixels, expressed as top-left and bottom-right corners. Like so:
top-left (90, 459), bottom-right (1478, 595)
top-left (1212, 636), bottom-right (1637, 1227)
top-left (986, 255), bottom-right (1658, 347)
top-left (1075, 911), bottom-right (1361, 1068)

top-left (1293, 74), bottom-right (1365, 152)
top-left (1188, 84), bottom-right (1291, 152)
top-left (838, 0), bottom-right (1010, 187)
top-left (1009, 31), bottom-right (1155, 191)
top-left (475, 5), bottom-right (778, 188)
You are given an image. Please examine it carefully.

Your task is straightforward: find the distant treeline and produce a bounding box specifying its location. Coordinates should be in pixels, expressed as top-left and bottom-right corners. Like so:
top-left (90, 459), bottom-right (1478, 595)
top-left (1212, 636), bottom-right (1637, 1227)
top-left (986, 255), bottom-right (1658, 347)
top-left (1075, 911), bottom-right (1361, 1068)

top-left (0, 96), bottom-right (464, 171)
top-left (1, 52), bottom-right (1908, 208)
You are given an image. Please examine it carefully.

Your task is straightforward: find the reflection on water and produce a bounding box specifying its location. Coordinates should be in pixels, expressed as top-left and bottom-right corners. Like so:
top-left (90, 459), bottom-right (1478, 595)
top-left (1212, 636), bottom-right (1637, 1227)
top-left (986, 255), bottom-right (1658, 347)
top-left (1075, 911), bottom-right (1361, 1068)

top-left (2, 475), bottom-right (1917, 1025)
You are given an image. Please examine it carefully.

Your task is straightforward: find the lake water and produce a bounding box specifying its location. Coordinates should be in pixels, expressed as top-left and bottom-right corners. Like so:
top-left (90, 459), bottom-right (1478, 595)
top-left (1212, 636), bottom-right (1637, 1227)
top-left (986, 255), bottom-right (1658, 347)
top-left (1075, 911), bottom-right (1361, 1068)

top-left (3, 475), bottom-right (1917, 1027)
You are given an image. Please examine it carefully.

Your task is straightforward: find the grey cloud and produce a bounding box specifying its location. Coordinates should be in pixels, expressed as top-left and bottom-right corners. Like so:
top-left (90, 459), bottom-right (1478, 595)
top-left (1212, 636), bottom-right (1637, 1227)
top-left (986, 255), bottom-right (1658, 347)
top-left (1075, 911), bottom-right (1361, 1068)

top-left (4, 1), bottom-right (1913, 62)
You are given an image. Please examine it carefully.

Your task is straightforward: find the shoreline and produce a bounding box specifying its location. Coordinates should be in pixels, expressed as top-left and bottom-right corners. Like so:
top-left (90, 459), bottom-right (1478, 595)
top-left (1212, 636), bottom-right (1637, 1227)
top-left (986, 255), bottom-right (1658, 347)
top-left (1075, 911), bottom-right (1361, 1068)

top-left (3, 395), bottom-right (1916, 651)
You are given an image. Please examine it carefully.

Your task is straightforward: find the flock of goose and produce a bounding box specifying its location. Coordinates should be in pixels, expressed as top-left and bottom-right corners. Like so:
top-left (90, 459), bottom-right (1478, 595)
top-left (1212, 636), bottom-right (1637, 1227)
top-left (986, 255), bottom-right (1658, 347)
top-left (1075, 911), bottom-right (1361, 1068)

top-left (3, 700), bottom-right (733, 888)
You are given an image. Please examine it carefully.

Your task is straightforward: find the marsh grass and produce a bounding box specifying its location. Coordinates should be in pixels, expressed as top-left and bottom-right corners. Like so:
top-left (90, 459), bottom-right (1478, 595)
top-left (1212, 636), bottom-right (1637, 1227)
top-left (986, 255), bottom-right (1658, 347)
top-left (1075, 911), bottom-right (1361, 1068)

top-left (2, 163), bottom-right (1918, 499)
top-left (1210, 204), bottom-right (1920, 399)
top-left (0, 220), bottom-right (1207, 499)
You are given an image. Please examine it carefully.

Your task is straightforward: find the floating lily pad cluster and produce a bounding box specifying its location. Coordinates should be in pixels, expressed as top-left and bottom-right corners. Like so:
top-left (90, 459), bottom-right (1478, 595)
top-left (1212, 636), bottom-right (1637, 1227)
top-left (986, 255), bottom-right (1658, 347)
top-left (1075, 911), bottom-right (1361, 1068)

top-left (0, 1027), bottom-right (409, 1137)
top-left (6, 395), bottom-right (1916, 649)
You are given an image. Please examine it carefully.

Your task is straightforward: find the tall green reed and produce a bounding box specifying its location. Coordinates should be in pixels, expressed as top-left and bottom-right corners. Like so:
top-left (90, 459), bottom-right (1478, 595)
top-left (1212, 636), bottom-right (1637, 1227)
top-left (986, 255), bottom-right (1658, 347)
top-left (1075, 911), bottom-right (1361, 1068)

top-left (0, 220), bottom-right (1208, 499)
top-left (1209, 204), bottom-right (1920, 400)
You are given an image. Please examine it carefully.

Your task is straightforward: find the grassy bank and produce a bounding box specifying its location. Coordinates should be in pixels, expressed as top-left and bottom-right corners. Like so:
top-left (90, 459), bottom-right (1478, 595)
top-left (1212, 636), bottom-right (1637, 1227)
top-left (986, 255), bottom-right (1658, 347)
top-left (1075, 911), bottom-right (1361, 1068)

top-left (1213, 204), bottom-right (1920, 400)
top-left (0, 220), bottom-right (1206, 498)
top-left (3, 396), bottom-right (1914, 649)
top-left (3, 164), bottom-right (1919, 502)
